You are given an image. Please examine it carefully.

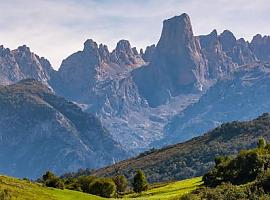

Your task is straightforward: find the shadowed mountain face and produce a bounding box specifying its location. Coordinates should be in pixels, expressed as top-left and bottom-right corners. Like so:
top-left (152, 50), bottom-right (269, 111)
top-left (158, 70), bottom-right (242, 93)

top-left (1, 13), bottom-right (270, 155)
top-left (0, 79), bottom-right (127, 179)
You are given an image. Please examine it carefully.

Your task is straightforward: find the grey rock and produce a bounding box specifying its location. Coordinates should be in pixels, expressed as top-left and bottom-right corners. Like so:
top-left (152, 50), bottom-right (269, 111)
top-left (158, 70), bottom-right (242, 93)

top-left (133, 13), bottom-right (207, 107)
top-left (0, 45), bottom-right (55, 85)
top-left (250, 34), bottom-right (270, 62)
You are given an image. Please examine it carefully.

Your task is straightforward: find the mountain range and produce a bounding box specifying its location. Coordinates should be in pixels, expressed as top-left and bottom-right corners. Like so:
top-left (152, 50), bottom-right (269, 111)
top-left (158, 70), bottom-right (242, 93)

top-left (1, 13), bottom-right (270, 178)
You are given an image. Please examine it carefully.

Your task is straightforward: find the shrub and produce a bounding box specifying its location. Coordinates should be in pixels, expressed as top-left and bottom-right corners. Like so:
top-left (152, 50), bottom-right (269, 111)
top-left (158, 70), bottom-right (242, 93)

top-left (41, 171), bottom-right (65, 190)
top-left (203, 144), bottom-right (270, 186)
top-left (258, 137), bottom-right (267, 148)
top-left (132, 169), bottom-right (148, 193)
top-left (89, 178), bottom-right (116, 198)
top-left (113, 175), bottom-right (128, 194)
top-left (77, 176), bottom-right (95, 193)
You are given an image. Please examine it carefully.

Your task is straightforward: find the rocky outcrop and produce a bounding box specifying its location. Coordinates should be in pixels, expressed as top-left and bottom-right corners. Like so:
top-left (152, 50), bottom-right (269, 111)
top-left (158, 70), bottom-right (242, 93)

top-left (250, 34), bottom-right (270, 62)
top-left (0, 79), bottom-right (127, 178)
top-left (133, 13), bottom-right (207, 107)
top-left (0, 45), bottom-right (54, 85)
top-left (198, 30), bottom-right (235, 79)
top-left (52, 39), bottom-right (145, 102)
top-left (141, 44), bottom-right (156, 62)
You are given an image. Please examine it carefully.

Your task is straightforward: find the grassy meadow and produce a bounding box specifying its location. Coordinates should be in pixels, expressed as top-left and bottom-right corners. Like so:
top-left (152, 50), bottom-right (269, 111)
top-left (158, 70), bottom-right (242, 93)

top-left (0, 175), bottom-right (202, 200)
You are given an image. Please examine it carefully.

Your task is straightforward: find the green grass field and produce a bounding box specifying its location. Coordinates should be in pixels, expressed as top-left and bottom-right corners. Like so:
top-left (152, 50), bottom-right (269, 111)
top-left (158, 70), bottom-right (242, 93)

top-left (0, 175), bottom-right (103, 200)
top-left (124, 177), bottom-right (202, 200)
top-left (0, 175), bottom-right (202, 200)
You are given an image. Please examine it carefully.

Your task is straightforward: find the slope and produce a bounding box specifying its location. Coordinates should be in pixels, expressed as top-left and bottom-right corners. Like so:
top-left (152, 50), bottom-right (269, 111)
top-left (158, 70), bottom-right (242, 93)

top-left (85, 113), bottom-right (270, 183)
top-left (0, 79), bottom-right (127, 179)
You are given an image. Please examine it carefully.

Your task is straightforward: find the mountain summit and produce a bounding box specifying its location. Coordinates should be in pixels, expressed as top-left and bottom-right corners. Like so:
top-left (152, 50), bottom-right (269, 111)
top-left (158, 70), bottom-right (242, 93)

top-left (133, 13), bottom-right (206, 106)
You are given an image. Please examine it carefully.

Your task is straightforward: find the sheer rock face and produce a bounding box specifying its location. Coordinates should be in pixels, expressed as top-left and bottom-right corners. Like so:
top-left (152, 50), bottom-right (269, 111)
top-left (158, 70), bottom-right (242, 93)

top-left (142, 44), bottom-right (156, 62)
top-left (133, 14), bottom-right (207, 107)
top-left (0, 79), bottom-right (127, 179)
top-left (198, 30), bottom-right (258, 80)
top-left (198, 30), bottom-right (235, 79)
top-left (250, 34), bottom-right (270, 62)
top-left (0, 45), bottom-right (54, 85)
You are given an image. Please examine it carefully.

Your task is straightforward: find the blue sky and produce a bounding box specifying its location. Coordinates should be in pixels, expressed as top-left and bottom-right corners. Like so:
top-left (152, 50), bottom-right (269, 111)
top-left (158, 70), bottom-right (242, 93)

top-left (0, 0), bottom-right (269, 69)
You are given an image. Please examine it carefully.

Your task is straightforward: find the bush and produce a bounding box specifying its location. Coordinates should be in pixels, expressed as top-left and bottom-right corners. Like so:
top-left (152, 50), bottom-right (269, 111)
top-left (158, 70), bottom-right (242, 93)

top-left (258, 137), bottom-right (267, 148)
top-left (42, 171), bottom-right (65, 190)
top-left (77, 176), bottom-right (95, 193)
top-left (89, 178), bottom-right (116, 198)
top-left (63, 177), bottom-right (81, 191)
top-left (203, 142), bottom-right (270, 186)
top-left (132, 170), bottom-right (148, 193)
top-left (113, 175), bottom-right (128, 194)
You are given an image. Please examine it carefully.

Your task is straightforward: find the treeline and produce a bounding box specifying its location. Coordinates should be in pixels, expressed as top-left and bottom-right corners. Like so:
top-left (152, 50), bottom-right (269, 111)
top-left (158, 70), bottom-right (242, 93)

top-left (182, 138), bottom-right (270, 199)
top-left (38, 169), bottom-right (148, 198)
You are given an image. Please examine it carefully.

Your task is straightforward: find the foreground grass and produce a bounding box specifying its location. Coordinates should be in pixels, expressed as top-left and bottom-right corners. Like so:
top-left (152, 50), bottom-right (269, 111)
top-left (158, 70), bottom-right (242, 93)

top-left (123, 177), bottom-right (202, 200)
top-left (0, 175), bottom-right (103, 200)
top-left (0, 175), bottom-right (202, 200)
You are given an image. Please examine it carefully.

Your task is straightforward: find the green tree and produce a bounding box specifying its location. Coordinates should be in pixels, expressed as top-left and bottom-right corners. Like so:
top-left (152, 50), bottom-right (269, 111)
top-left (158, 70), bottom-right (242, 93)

top-left (42, 171), bottom-right (56, 182)
top-left (41, 171), bottom-right (65, 190)
top-left (77, 176), bottom-right (95, 193)
top-left (113, 175), bottom-right (128, 194)
top-left (89, 178), bottom-right (116, 198)
top-left (258, 137), bottom-right (267, 148)
top-left (132, 169), bottom-right (148, 193)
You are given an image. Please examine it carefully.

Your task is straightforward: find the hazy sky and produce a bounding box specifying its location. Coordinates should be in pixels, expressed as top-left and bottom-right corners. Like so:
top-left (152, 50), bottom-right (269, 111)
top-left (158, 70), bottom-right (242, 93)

top-left (0, 0), bottom-right (269, 69)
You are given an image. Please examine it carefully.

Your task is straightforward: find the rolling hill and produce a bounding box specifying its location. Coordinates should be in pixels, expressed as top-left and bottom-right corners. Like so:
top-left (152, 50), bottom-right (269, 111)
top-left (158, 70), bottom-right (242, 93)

top-left (75, 113), bottom-right (270, 183)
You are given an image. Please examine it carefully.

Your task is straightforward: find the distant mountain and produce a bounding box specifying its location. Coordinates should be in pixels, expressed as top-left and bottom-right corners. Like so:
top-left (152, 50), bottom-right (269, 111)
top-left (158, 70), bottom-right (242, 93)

top-left (0, 79), bottom-right (127, 179)
top-left (163, 62), bottom-right (270, 145)
top-left (72, 114), bottom-right (270, 183)
top-left (0, 45), bottom-right (55, 85)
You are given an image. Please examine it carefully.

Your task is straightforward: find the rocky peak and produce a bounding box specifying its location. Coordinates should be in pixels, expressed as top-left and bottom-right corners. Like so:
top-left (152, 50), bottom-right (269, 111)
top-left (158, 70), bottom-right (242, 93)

top-left (154, 13), bottom-right (206, 87)
top-left (219, 30), bottom-right (237, 52)
top-left (250, 34), bottom-right (270, 62)
top-left (199, 29), bottom-right (218, 49)
top-left (132, 47), bottom-right (139, 55)
top-left (17, 45), bottom-right (31, 53)
top-left (133, 13), bottom-right (207, 107)
top-left (142, 44), bottom-right (156, 62)
top-left (110, 39), bottom-right (145, 67)
top-left (98, 44), bottom-right (110, 62)
top-left (12, 45), bottom-right (54, 82)
top-left (83, 39), bottom-right (98, 52)
top-left (115, 40), bottom-right (133, 54)
top-left (156, 13), bottom-right (195, 55)
top-left (0, 45), bottom-right (54, 85)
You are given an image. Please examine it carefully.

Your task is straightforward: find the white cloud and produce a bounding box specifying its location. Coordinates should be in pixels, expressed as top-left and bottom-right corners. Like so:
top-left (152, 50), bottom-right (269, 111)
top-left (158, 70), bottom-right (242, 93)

top-left (0, 0), bottom-right (269, 69)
